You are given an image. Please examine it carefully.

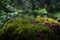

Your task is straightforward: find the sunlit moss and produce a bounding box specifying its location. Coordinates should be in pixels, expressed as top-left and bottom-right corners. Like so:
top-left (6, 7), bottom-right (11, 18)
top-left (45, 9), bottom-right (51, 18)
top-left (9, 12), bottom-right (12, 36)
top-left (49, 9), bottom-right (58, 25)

top-left (35, 16), bottom-right (60, 24)
top-left (0, 18), bottom-right (59, 40)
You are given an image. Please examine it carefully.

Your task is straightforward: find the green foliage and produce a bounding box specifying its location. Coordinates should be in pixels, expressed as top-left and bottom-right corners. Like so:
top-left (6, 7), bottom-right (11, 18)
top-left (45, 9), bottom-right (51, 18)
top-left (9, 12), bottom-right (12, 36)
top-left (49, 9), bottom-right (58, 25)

top-left (0, 0), bottom-right (60, 40)
top-left (53, 12), bottom-right (60, 19)
top-left (36, 8), bottom-right (47, 14)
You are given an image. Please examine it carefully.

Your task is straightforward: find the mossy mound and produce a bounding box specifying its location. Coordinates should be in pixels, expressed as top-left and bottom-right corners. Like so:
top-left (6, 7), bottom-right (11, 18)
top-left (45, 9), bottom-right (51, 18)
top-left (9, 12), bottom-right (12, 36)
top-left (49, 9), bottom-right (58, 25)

top-left (0, 18), bottom-right (60, 40)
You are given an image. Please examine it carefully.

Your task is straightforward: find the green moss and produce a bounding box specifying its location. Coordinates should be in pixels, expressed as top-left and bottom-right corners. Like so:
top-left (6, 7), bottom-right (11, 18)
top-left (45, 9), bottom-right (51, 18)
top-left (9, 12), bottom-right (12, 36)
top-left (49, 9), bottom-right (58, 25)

top-left (35, 16), bottom-right (60, 24)
top-left (0, 18), bottom-right (52, 40)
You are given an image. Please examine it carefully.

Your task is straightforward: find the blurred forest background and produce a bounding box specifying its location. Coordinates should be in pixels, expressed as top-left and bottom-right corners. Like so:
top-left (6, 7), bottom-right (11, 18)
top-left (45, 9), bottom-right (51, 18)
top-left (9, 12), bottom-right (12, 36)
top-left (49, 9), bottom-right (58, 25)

top-left (0, 0), bottom-right (60, 28)
top-left (0, 0), bottom-right (60, 40)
